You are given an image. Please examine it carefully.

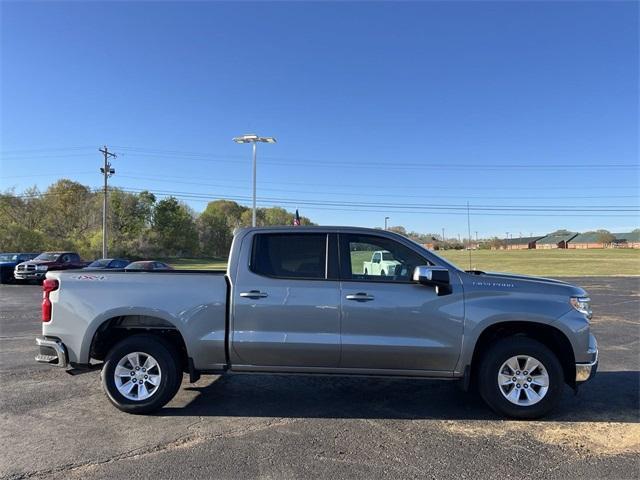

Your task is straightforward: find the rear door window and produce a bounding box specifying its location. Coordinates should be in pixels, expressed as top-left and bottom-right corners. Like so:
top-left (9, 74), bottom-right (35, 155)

top-left (251, 233), bottom-right (327, 279)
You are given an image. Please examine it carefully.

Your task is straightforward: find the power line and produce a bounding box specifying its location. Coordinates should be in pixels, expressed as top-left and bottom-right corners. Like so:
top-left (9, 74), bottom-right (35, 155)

top-left (114, 173), bottom-right (640, 200)
top-left (7, 188), bottom-right (639, 218)
top-left (110, 145), bottom-right (640, 170)
top-left (7, 146), bottom-right (640, 171)
top-left (9, 185), bottom-right (639, 211)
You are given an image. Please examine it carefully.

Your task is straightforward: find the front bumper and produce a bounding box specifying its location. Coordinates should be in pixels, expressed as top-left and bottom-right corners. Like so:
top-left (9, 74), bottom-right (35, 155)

top-left (35, 336), bottom-right (68, 368)
top-left (15, 271), bottom-right (46, 280)
top-left (575, 335), bottom-right (598, 382)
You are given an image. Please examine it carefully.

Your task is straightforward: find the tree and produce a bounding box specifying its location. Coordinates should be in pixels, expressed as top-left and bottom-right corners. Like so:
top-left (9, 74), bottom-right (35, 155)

top-left (0, 182), bottom-right (318, 260)
top-left (152, 197), bottom-right (198, 256)
top-left (40, 180), bottom-right (94, 246)
top-left (263, 207), bottom-right (295, 226)
top-left (595, 229), bottom-right (615, 246)
top-left (105, 189), bottom-right (157, 257)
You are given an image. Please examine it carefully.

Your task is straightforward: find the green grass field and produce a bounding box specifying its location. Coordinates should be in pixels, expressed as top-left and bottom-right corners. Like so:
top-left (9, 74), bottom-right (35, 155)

top-left (165, 248), bottom-right (640, 276)
top-left (161, 257), bottom-right (227, 270)
top-left (438, 248), bottom-right (640, 276)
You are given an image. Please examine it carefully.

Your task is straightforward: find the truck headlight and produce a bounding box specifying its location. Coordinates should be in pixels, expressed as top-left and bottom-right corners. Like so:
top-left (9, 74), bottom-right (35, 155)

top-left (36, 265), bottom-right (48, 271)
top-left (570, 297), bottom-right (592, 320)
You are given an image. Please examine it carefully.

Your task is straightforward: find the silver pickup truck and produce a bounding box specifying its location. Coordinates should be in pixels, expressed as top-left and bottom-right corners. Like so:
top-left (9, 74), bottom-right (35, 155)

top-left (36, 226), bottom-right (598, 418)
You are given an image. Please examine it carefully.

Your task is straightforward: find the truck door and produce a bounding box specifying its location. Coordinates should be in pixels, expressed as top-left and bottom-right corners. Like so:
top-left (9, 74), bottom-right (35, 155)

top-left (338, 233), bottom-right (464, 372)
top-left (230, 232), bottom-right (341, 368)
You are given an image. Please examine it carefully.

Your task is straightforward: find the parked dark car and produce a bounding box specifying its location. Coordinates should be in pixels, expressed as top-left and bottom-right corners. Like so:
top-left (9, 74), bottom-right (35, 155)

top-left (14, 251), bottom-right (88, 282)
top-left (124, 261), bottom-right (174, 271)
top-left (83, 258), bottom-right (130, 270)
top-left (0, 253), bottom-right (39, 283)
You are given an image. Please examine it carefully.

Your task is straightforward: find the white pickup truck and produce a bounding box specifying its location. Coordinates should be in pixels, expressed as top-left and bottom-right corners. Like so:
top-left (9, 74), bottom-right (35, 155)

top-left (362, 250), bottom-right (401, 276)
top-left (36, 226), bottom-right (597, 418)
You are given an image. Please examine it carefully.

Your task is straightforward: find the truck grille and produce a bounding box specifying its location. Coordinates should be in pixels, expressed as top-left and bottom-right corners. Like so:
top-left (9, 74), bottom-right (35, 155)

top-left (17, 264), bottom-right (35, 272)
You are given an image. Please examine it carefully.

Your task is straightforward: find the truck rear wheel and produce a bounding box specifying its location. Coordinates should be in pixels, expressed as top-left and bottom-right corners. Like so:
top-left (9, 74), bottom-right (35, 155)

top-left (101, 334), bottom-right (182, 414)
top-left (478, 337), bottom-right (564, 419)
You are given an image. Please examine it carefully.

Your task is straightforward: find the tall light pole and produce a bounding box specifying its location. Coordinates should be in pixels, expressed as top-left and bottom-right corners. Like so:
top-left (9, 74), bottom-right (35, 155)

top-left (233, 134), bottom-right (277, 227)
top-left (384, 216), bottom-right (390, 230)
top-left (98, 146), bottom-right (116, 258)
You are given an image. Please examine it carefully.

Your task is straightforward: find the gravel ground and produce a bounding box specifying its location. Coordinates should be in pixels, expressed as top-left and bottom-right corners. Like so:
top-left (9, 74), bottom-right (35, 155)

top-left (0, 277), bottom-right (638, 480)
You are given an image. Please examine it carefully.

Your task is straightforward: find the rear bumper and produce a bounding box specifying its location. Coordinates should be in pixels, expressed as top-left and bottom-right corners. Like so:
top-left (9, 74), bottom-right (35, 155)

top-left (575, 335), bottom-right (598, 382)
top-left (35, 336), bottom-right (68, 368)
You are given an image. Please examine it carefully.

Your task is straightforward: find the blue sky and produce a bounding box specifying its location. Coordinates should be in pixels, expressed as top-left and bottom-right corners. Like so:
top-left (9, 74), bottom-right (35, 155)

top-left (1, 1), bottom-right (638, 239)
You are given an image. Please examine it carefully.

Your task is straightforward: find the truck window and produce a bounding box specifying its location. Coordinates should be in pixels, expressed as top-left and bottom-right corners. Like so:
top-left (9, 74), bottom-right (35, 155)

top-left (341, 234), bottom-right (428, 282)
top-left (251, 233), bottom-right (327, 279)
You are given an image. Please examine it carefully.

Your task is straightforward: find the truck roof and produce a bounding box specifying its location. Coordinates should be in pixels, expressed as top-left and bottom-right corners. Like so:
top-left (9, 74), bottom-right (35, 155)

top-left (234, 225), bottom-right (393, 235)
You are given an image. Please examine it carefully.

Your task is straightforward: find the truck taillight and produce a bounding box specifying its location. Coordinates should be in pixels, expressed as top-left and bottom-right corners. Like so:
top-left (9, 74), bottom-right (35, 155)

top-left (42, 279), bottom-right (59, 322)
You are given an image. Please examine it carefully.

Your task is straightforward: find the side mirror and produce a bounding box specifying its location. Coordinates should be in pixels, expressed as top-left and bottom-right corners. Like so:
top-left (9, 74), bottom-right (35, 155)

top-left (413, 266), bottom-right (452, 295)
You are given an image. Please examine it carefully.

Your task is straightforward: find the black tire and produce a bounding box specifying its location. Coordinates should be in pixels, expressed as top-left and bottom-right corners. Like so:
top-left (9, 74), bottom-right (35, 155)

top-left (381, 270), bottom-right (386, 276)
top-left (478, 337), bottom-right (564, 419)
top-left (101, 334), bottom-right (183, 414)
top-left (364, 268), bottom-right (368, 275)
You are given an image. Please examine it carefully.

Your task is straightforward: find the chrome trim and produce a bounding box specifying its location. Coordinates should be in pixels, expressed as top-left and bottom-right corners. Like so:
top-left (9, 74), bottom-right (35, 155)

top-left (35, 337), bottom-right (68, 368)
top-left (575, 347), bottom-right (598, 382)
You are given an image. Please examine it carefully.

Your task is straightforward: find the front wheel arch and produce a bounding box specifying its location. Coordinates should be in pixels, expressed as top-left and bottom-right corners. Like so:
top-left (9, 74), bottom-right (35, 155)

top-left (469, 321), bottom-right (576, 389)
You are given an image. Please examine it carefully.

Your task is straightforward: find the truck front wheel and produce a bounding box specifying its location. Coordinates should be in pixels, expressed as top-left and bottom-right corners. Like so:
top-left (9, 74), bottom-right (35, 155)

top-left (478, 337), bottom-right (564, 419)
top-left (101, 334), bottom-right (182, 414)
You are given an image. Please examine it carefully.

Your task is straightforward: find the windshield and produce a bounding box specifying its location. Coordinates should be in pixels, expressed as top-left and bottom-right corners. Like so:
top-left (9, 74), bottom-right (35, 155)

top-left (0, 254), bottom-right (18, 262)
top-left (88, 259), bottom-right (111, 268)
top-left (34, 253), bottom-right (61, 261)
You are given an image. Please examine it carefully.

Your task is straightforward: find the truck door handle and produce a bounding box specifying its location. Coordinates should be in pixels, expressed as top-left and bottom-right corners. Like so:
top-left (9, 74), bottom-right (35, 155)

top-left (345, 292), bottom-right (375, 302)
top-left (240, 290), bottom-right (268, 299)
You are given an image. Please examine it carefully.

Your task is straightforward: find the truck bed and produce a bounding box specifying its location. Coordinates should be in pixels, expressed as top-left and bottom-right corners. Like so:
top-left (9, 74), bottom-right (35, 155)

top-left (44, 269), bottom-right (229, 370)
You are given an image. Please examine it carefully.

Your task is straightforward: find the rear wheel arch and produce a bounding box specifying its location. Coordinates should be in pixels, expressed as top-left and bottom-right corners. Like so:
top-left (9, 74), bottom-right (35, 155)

top-left (469, 321), bottom-right (576, 388)
top-left (89, 315), bottom-right (189, 372)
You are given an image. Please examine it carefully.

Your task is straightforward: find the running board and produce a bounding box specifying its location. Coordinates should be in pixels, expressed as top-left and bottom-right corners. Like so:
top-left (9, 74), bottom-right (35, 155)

top-left (66, 363), bottom-right (103, 376)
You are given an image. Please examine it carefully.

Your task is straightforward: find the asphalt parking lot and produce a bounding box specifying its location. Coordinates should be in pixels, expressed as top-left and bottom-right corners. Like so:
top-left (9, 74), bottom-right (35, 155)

top-left (1, 277), bottom-right (638, 480)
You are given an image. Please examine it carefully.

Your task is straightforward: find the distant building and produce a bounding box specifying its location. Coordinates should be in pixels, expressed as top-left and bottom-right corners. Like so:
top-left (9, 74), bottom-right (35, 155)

top-left (568, 232), bottom-right (606, 249)
top-left (501, 236), bottom-right (543, 250)
top-left (612, 231), bottom-right (640, 249)
top-left (536, 232), bottom-right (578, 249)
top-left (422, 236), bottom-right (439, 250)
top-left (569, 231), bottom-right (640, 249)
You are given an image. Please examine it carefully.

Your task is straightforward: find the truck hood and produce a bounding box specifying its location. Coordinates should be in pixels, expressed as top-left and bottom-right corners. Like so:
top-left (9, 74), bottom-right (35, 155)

top-left (465, 270), bottom-right (586, 296)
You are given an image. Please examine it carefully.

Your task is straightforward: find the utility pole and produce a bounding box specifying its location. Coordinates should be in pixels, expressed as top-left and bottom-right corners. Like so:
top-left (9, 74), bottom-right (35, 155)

top-left (506, 232), bottom-right (509, 250)
top-left (442, 228), bottom-right (445, 242)
top-left (99, 146), bottom-right (116, 259)
top-left (384, 216), bottom-right (390, 230)
top-left (475, 231), bottom-right (478, 242)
